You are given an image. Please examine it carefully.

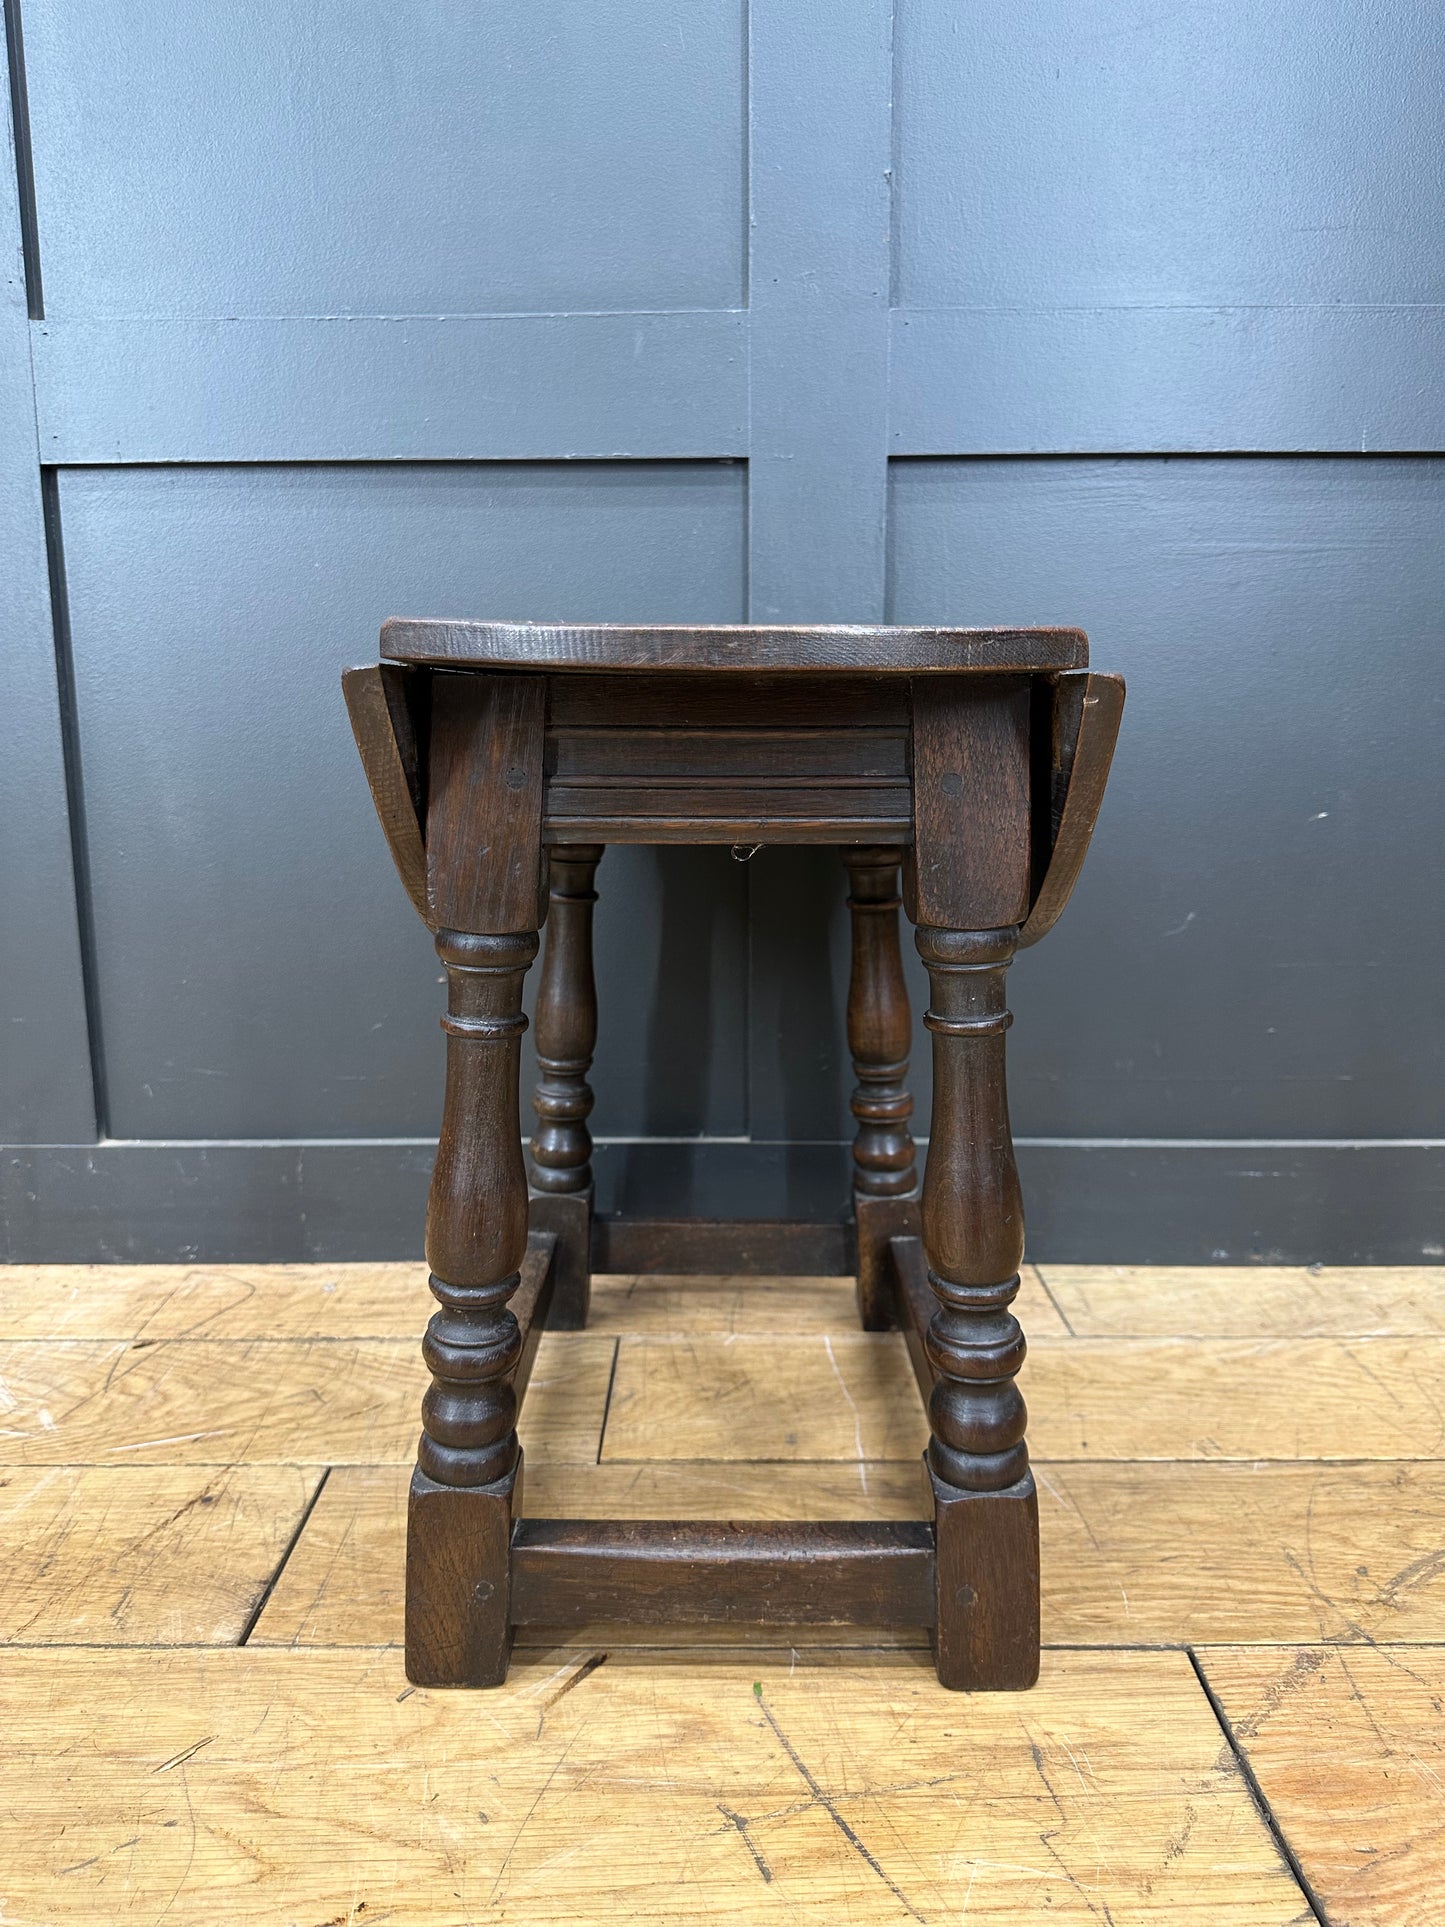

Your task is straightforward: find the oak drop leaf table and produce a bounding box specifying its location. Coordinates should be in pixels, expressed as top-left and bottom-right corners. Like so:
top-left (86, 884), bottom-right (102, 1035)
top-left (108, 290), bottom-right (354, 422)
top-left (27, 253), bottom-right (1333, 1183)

top-left (344, 621), bottom-right (1123, 1691)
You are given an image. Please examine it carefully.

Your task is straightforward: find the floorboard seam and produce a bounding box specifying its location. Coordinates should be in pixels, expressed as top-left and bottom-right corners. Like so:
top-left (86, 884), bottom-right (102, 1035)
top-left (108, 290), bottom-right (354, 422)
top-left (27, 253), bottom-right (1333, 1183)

top-left (1029, 1261), bottom-right (1077, 1335)
top-left (1187, 1645), bottom-right (1330, 1925)
top-left (237, 1466), bottom-right (332, 1646)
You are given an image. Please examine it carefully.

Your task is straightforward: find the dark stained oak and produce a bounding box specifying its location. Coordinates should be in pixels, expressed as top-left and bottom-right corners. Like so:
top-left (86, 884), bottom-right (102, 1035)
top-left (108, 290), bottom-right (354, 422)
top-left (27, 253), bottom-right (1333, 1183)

top-left (1020, 670), bottom-right (1126, 948)
top-left (383, 618), bottom-right (1089, 674)
top-left (914, 926), bottom-right (1029, 1493)
top-left (544, 797), bottom-right (913, 845)
top-left (404, 683), bottom-right (547, 1686)
top-left (406, 1460), bottom-right (521, 1689)
top-left (344, 622), bottom-right (1120, 1692)
top-left (510, 1520), bottom-right (936, 1627)
top-left (549, 725), bottom-right (909, 781)
top-left (509, 1230), bottom-right (560, 1413)
top-left (528, 845), bottom-right (604, 1330)
top-left (842, 847), bottom-right (921, 1330)
top-left (914, 923), bottom-right (1040, 1689)
top-left (906, 677), bottom-right (1033, 930)
top-left (425, 672), bottom-right (546, 935)
top-left (591, 1217), bottom-right (854, 1276)
top-left (885, 1230), bottom-right (1040, 1687)
top-left (544, 722), bottom-right (913, 842)
top-left (407, 926), bottom-right (539, 1685)
top-left (420, 928), bottom-right (538, 1491)
top-left (841, 846), bottom-right (919, 1200)
top-left (341, 663), bottom-right (430, 923)
top-left (929, 1469), bottom-right (1041, 1692)
top-left (887, 1233), bottom-right (941, 1407)
top-left (546, 673), bottom-right (912, 729)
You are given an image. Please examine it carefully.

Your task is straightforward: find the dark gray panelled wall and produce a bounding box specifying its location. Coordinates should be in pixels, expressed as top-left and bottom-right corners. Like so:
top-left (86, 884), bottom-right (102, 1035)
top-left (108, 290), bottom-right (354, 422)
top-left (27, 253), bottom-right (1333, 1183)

top-left (2, 0), bottom-right (1441, 1261)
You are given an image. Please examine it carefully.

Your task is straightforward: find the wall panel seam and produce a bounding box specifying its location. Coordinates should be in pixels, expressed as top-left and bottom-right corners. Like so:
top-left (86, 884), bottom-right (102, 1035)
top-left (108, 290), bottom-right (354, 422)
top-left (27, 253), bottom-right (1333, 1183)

top-left (1, 0), bottom-right (41, 315)
top-left (37, 470), bottom-right (106, 1136)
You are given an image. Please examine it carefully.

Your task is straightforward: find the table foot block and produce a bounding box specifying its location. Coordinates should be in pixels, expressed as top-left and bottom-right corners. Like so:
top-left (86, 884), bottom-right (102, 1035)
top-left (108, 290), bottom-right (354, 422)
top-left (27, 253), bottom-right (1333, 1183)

top-left (406, 1460), bottom-right (523, 1687)
top-left (854, 1192), bottom-right (920, 1329)
top-left (526, 1193), bottom-right (589, 1328)
top-left (930, 1467), bottom-right (1041, 1691)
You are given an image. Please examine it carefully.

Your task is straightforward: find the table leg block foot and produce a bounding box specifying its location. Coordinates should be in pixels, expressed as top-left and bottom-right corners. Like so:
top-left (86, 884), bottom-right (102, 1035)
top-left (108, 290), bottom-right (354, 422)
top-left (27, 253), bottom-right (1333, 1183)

top-left (528, 1187), bottom-right (592, 1329)
top-left (929, 1463), bottom-right (1039, 1691)
top-left (853, 1190), bottom-right (918, 1330)
top-left (405, 1459), bottom-right (522, 1687)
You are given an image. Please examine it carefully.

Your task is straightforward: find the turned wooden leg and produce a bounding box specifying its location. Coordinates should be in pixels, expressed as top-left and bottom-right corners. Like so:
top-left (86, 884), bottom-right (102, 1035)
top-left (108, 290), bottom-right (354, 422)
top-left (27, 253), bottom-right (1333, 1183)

top-left (915, 923), bottom-right (1039, 1691)
top-left (528, 845), bottom-right (604, 1329)
top-left (841, 847), bottom-right (920, 1328)
top-left (406, 926), bottom-right (538, 1687)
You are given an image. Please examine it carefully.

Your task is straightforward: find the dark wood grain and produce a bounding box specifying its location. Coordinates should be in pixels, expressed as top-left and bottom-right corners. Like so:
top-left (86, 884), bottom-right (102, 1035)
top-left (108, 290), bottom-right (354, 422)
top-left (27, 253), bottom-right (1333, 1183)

top-left (590, 1217), bottom-right (854, 1276)
top-left (528, 845), bottom-right (604, 1329)
top-left (913, 925), bottom-right (1028, 1494)
top-left (383, 618), bottom-right (1089, 675)
top-left (906, 677), bottom-right (1033, 930)
top-left (1020, 670), bottom-right (1126, 949)
top-left (341, 664), bottom-right (430, 922)
top-left (546, 673), bottom-right (911, 729)
top-left (886, 1232), bottom-right (940, 1405)
top-left (912, 921), bottom-right (1039, 1688)
top-left (406, 921), bottom-right (537, 1685)
top-left (425, 671), bottom-right (546, 934)
top-left (544, 803), bottom-right (913, 845)
top-left (549, 725), bottom-right (909, 781)
top-left (529, 847), bottom-right (603, 1195)
top-left (406, 1459), bottom-right (521, 1687)
top-left (510, 1520), bottom-right (936, 1626)
top-left (420, 928), bottom-right (538, 1492)
top-left (842, 847), bottom-right (920, 1329)
top-left (930, 1467), bottom-right (1041, 1691)
top-left (510, 1229), bottom-right (560, 1414)
top-left (344, 626), bottom-right (1122, 1692)
top-left (543, 720), bottom-right (913, 843)
top-left (891, 1219), bottom-right (1047, 1686)
top-left (544, 792), bottom-right (914, 844)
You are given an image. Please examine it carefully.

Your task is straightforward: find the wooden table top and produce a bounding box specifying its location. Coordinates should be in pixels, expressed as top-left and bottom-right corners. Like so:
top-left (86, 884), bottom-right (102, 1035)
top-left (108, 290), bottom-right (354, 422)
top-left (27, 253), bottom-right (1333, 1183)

top-left (380, 618), bottom-right (1089, 674)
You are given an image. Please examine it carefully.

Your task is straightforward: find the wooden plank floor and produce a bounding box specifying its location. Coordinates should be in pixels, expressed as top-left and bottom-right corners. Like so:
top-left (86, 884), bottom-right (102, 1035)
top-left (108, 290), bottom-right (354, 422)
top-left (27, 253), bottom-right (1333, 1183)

top-left (2, 1259), bottom-right (1442, 1923)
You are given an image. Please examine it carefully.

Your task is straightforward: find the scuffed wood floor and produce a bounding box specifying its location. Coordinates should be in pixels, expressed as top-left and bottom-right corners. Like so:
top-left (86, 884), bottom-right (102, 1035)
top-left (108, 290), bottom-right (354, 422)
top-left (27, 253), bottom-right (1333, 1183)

top-left (2, 1261), bottom-right (1442, 1924)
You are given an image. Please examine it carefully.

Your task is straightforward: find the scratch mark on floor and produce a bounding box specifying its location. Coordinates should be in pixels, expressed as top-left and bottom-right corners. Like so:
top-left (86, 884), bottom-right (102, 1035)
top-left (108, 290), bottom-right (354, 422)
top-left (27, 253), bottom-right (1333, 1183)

top-left (822, 1335), bottom-right (868, 1492)
top-left (1340, 1342), bottom-right (1405, 1409)
top-left (1029, 1740), bottom-right (1115, 1923)
top-left (486, 1732), bottom-right (581, 1907)
top-left (1373, 1544), bottom-right (1445, 1611)
top-left (717, 1804), bottom-right (774, 1883)
top-left (756, 1689), bottom-right (928, 1922)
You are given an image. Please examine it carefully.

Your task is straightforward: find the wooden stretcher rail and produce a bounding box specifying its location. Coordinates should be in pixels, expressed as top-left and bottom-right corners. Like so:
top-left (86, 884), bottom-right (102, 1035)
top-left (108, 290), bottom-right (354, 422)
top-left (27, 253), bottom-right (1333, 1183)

top-left (509, 1520), bottom-right (938, 1626)
top-left (510, 1230), bottom-right (559, 1410)
top-left (588, 1215), bottom-right (855, 1276)
top-left (887, 1233), bottom-right (939, 1403)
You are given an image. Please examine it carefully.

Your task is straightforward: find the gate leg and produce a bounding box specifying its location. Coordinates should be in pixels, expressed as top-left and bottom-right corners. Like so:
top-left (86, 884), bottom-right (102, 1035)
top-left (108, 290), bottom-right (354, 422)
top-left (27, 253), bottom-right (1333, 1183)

top-left (841, 846), bottom-right (920, 1328)
top-left (529, 845), bottom-right (604, 1329)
